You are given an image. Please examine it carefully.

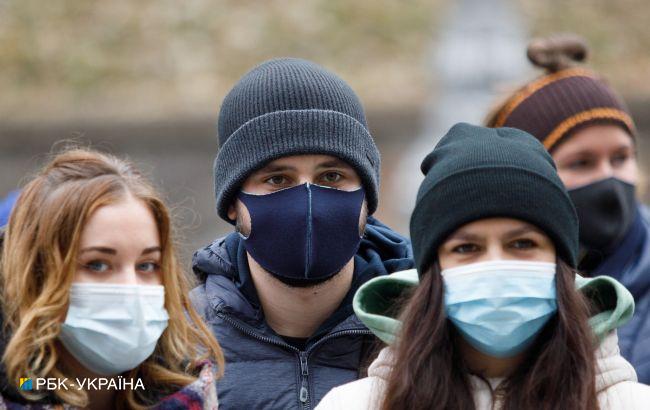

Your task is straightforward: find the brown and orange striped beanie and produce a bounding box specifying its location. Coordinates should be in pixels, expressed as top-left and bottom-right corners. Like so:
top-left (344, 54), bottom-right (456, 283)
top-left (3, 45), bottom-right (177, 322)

top-left (486, 35), bottom-right (635, 151)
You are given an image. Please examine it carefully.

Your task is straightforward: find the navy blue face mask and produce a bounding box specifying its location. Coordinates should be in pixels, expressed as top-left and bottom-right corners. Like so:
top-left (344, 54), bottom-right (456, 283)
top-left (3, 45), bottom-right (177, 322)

top-left (238, 183), bottom-right (365, 286)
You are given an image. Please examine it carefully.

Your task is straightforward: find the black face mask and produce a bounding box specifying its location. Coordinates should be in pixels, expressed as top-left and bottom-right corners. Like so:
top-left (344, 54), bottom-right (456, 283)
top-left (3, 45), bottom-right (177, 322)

top-left (568, 177), bottom-right (637, 254)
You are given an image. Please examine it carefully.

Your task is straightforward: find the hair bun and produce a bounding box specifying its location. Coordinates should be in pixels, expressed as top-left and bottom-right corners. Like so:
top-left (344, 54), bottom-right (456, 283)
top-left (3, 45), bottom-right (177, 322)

top-left (527, 34), bottom-right (588, 73)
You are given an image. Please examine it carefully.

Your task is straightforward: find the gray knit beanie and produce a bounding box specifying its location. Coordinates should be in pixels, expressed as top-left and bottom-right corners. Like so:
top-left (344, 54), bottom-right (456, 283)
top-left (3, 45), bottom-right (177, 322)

top-left (214, 58), bottom-right (381, 223)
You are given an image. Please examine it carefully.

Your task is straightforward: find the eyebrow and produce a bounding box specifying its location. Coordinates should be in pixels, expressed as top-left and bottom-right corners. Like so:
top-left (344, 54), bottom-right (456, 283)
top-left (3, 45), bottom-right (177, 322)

top-left (502, 226), bottom-right (544, 238)
top-left (562, 150), bottom-right (595, 158)
top-left (315, 159), bottom-right (352, 170)
top-left (79, 247), bottom-right (116, 255)
top-left (142, 246), bottom-right (162, 255)
top-left (563, 144), bottom-right (633, 158)
top-left (446, 232), bottom-right (482, 242)
top-left (256, 164), bottom-right (297, 174)
top-left (447, 225), bottom-right (543, 242)
top-left (613, 145), bottom-right (635, 152)
top-left (79, 246), bottom-right (162, 255)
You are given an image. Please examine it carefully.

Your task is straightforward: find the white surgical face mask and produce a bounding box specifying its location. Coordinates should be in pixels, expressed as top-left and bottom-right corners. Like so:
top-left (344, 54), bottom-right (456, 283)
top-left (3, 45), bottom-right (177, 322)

top-left (59, 283), bottom-right (169, 376)
top-left (442, 260), bottom-right (557, 358)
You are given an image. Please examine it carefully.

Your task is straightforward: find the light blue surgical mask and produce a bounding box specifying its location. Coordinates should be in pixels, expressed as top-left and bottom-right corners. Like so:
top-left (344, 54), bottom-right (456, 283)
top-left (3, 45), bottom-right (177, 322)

top-left (59, 283), bottom-right (169, 376)
top-left (442, 260), bottom-right (557, 358)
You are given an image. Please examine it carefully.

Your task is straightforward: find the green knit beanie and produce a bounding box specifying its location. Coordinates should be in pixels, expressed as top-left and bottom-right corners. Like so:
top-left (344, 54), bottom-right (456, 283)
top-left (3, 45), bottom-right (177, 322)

top-left (410, 123), bottom-right (579, 275)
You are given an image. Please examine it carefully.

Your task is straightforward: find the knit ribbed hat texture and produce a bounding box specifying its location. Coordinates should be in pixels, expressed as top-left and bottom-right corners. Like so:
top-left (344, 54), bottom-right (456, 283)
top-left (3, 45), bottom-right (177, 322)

top-left (490, 68), bottom-right (635, 151)
top-left (214, 58), bottom-right (380, 222)
top-left (410, 123), bottom-right (579, 276)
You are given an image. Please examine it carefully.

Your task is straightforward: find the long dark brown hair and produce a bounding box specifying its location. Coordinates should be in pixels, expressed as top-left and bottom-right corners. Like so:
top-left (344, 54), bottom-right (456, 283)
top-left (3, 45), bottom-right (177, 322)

top-left (381, 259), bottom-right (598, 410)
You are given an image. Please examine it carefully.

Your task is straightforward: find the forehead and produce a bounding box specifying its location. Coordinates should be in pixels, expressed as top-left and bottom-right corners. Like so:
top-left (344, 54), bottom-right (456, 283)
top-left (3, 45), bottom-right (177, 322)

top-left (80, 196), bottom-right (160, 248)
top-left (555, 124), bottom-right (634, 155)
top-left (254, 154), bottom-right (356, 173)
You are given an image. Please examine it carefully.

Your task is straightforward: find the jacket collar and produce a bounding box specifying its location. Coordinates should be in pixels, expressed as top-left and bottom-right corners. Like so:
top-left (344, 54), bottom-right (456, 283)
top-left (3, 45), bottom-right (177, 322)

top-left (353, 268), bottom-right (635, 345)
top-left (192, 216), bottom-right (414, 335)
top-left (367, 330), bottom-right (637, 394)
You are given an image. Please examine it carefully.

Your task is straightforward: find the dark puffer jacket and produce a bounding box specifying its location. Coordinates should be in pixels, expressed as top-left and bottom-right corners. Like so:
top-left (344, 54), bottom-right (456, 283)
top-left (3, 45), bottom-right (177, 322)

top-left (189, 216), bottom-right (413, 410)
top-left (592, 205), bottom-right (650, 383)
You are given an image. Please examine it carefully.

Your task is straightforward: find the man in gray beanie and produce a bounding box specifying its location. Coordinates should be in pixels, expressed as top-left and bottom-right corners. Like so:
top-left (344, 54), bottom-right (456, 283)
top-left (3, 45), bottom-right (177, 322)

top-left (190, 58), bottom-right (414, 409)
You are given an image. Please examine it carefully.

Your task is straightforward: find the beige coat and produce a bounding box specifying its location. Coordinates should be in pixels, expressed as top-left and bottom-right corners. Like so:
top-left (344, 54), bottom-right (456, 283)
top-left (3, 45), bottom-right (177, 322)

top-left (316, 332), bottom-right (650, 410)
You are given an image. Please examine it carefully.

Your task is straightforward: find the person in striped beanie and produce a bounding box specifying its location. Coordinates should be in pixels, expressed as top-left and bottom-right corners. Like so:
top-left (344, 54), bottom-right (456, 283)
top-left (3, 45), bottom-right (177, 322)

top-left (486, 34), bottom-right (650, 383)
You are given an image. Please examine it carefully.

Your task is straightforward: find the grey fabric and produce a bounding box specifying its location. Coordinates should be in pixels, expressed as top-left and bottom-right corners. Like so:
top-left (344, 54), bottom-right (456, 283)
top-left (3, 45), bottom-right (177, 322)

top-left (214, 58), bottom-right (381, 222)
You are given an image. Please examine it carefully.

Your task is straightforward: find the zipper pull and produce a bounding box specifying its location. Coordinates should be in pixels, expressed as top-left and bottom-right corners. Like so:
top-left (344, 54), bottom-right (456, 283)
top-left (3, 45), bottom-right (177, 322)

top-left (300, 381), bottom-right (309, 403)
top-left (299, 353), bottom-right (309, 376)
top-left (299, 353), bottom-right (309, 404)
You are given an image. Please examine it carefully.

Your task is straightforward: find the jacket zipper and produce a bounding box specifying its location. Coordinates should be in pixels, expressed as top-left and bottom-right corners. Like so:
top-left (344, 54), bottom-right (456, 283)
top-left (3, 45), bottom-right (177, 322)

top-left (299, 329), bottom-right (372, 410)
top-left (217, 311), bottom-right (372, 410)
top-left (216, 310), bottom-right (298, 350)
top-left (306, 328), bottom-right (372, 352)
top-left (299, 352), bottom-right (310, 408)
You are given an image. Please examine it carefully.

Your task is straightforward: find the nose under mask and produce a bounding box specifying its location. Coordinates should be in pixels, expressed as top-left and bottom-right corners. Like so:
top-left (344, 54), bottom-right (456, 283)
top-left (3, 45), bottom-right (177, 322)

top-left (238, 183), bottom-right (365, 287)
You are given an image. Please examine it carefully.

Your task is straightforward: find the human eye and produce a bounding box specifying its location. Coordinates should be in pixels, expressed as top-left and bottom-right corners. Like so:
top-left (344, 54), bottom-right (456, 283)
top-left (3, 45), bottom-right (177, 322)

top-left (83, 260), bottom-right (111, 273)
top-left (451, 243), bottom-right (480, 254)
top-left (611, 152), bottom-right (630, 167)
top-left (320, 171), bottom-right (343, 184)
top-left (264, 174), bottom-right (290, 187)
top-left (509, 238), bottom-right (537, 250)
top-left (566, 158), bottom-right (593, 171)
top-left (137, 261), bottom-right (161, 274)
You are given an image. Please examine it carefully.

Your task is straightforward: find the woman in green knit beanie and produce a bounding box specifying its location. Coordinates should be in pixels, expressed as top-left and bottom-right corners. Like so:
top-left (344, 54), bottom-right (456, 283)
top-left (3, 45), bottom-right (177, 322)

top-left (317, 123), bottom-right (650, 410)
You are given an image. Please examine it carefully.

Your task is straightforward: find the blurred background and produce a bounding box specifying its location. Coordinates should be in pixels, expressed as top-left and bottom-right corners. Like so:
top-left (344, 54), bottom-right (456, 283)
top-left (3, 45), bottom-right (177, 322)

top-left (1, 0), bottom-right (649, 266)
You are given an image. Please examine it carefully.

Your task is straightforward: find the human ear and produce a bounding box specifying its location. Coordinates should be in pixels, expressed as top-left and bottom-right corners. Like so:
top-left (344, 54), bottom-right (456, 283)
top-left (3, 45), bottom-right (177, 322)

top-left (227, 203), bottom-right (237, 222)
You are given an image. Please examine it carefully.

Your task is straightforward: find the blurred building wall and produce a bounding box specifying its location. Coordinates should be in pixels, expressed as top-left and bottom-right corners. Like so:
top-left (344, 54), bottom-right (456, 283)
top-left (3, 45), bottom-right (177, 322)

top-left (1, 0), bottom-right (649, 267)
